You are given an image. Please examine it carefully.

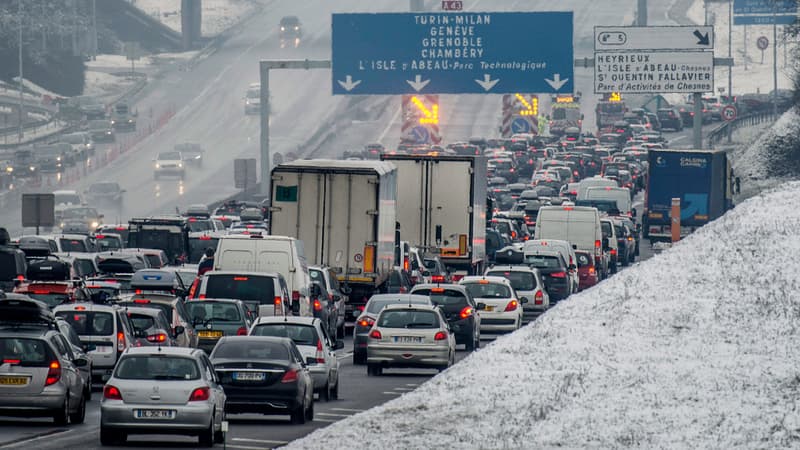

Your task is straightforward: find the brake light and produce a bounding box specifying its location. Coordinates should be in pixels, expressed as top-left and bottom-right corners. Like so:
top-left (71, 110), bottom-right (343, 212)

top-left (588, 266), bottom-right (596, 275)
top-left (451, 274), bottom-right (464, 282)
top-left (357, 305), bottom-right (366, 312)
top-left (313, 299), bottom-right (322, 312)
top-left (104, 385), bottom-right (123, 400)
top-left (550, 271), bottom-right (567, 278)
top-left (434, 331), bottom-right (448, 341)
top-left (45, 361), bottom-right (61, 386)
top-left (146, 333), bottom-right (167, 343)
top-left (2, 359), bottom-right (20, 365)
top-left (478, 279), bottom-right (490, 284)
top-left (459, 306), bottom-right (474, 319)
top-left (610, 249), bottom-right (617, 256)
top-left (189, 386), bottom-right (210, 401)
top-left (315, 340), bottom-right (326, 363)
top-left (504, 300), bottom-right (519, 312)
top-left (117, 331), bottom-right (125, 351)
top-left (233, 276), bottom-right (248, 281)
top-left (534, 291), bottom-right (544, 305)
top-left (133, 299), bottom-right (150, 304)
top-left (369, 330), bottom-right (382, 340)
top-left (595, 240), bottom-right (601, 248)
top-left (403, 257), bottom-right (409, 272)
top-left (431, 287), bottom-right (445, 293)
top-left (358, 317), bottom-right (375, 328)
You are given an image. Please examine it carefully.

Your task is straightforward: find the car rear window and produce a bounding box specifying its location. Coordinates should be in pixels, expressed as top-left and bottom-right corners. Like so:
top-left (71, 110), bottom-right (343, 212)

top-left (367, 298), bottom-right (428, 314)
top-left (59, 239), bottom-right (87, 253)
top-left (185, 302), bottom-right (241, 324)
top-left (486, 271), bottom-right (537, 291)
top-left (576, 253), bottom-right (592, 267)
top-left (204, 275), bottom-right (275, 303)
top-left (55, 311), bottom-right (115, 336)
top-left (524, 255), bottom-right (562, 269)
top-left (0, 337), bottom-right (53, 366)
top-left (412, 288), bottom-right (468, 306)
top-left (377, 310), bottom-right (439, 328)
top-left (461, 283), bottom-right (512, 299)
top-left (128, 313), bottom-right (157, 332)
top-left (72, 259), bottom-right (96, 278)
top-left (309, 269), bottom-right (327, 290)
top-left (250, 324), bottom-right (319, 347)
top-left (118, 301), bottom-right (173, 323)
top-left (0, 253), bottom-right (20, 281)
top-left (27, 293), bottom-right (70, 308)
top-left (212, 340), bottom-right (288, 360)
top-left (115, 355), bottom-right (200, 380)
top-left (189, 237), bottom-right (219, 264)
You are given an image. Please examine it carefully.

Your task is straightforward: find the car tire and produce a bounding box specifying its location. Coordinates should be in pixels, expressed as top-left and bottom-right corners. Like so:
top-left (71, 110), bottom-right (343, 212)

top-left (465, 335), bottom-right (475, 351)
top-left (290, 401), bottom-right (307, 424)
top-left (320, 382), bottom-right (331, 402)
top-left (337, 322), bottom-right (346, 339)
top-left (353, 351), bottom-right (366, 365)
top-left (100, 427), bottom-right (124, 446)
top-left (214, 411), bottom-right (226, 444)
top-left (331, 378), bottom-right (339, 400)
top-left (199, 419), bottom-right (214, 447)
top-left (53, 395), bottom-right (69, 425)
top-left (69, 393), bottom-right (86, 424)
top-left (305, 399), bottom-right (314, 422)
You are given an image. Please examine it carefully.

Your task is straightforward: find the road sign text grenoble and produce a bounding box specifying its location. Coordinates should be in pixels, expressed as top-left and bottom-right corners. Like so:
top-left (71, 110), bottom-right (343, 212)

top-left (595, 52), bottom-right (713, 93)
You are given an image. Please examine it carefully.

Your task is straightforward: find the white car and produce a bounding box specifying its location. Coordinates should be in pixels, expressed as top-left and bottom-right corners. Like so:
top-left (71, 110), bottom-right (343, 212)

top-left (153, 151), bottom-right (185, 180)
top-left (484, 265), bottom-right (550, 323)
top-left (459, 276), bottom-right (524, 336)
top-left (249, 316), bottom-right (342, 401)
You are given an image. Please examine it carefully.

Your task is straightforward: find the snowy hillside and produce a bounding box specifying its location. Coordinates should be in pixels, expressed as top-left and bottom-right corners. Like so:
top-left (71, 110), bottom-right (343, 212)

top-left (288, 181), bottom-right (800, 449)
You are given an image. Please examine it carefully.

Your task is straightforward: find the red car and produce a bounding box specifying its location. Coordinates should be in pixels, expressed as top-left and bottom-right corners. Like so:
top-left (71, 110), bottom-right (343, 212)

top-left (575, 251), bottom-right (599, 291)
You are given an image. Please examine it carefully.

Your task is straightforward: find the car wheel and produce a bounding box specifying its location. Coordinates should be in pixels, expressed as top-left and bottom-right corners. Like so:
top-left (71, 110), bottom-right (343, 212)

top-left (320, 382), bottom-right (331, 402)
top-left (465, 334), bottom-right (475, 351)
top-left (337, 322), bottom-right (346, 339)
top-left (353, 351), bottom-right (366, 365)
top-left (53, 395), bottom-right (69, 425)
top-left (290, 401), bottom-right (307, 424)
top-left (214, 411), bottom-right (226, 444)
top-left (100, 427), bottom-right (124, 446)
top-left (199, 419), bottom-right (214, 447)
top-left (305, 399), bottom-right (314, 422)
top-left (69, 393), bottom-right (86, 424)
top-left (331, 378), bottom-right (339, 400)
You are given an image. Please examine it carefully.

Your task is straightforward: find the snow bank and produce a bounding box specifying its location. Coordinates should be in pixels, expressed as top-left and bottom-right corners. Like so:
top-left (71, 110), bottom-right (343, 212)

top-left (131, 0), bottom-right (258, 37)
top-left (288, 181), bottom-right (800, 449)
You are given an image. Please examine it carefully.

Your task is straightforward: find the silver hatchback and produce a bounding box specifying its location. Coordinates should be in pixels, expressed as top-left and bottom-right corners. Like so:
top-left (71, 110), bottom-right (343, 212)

top-left (366, 304), bottom-right (455, 375)
top-left (100, 347), bottom-right (226, 447)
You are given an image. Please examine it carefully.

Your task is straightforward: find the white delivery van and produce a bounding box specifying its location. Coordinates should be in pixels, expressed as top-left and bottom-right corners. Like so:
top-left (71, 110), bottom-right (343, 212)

top-left (522, 239), bottom-right (579, 294)
top-left (584, 186), bottom-right (632, 216)
top-left (534, 205), bottom-right (607, 279)
top-left (576, 176), bottom-right (618, 200)
top-left (213, 234), bottom-right (313, 316)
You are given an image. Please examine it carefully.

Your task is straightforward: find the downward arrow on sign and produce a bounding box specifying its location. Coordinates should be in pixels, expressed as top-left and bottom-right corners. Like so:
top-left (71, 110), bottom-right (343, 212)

top-left (406, 75), bottom-right (431, 92)
top-left (337, 75), bottom-right (361, 92)
top-left (545, 74), bottom-right (568, 91)
top-left (474, 74), bottom-right (500, 91)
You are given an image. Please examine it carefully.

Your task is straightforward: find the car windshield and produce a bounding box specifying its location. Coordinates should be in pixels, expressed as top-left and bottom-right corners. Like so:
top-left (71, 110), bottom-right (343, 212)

top-left (0, 338), bottom-right (51, 366)
top-left (308, 269), bottom-right (327, 290)
top-left (62, 208), bottom-right (97, 219)
top-left (185, 302), bottom-right (241, 324)
top-left (250, 323), bottom-right (319, 347)
top-left (486, 271), bottom-right (537, 291)
top-left (461, 282), bottom-right (512, 299)
top-left (115, 355), bottom-right (200, 380)
top-left (576, 199), bottom-right (618, 212)
top-left (55, 311), bottom-right (115, 336)
top-left (212, 340), bottom-right (289, 360)
top-left (27, 293), bottom-right (70, 308)
top-left (188, 237), bottom-right (218, 264)
top-left (377, 310), bottom-right (439, 328)
top-left (524, 255), bottom-right (562, 269)
top-left (118, 301), bottom-right (173, 324)
top-left (96, 236), bottom-right (122, 251)
top-left (54, 193), bottom-right (82, 205)
top-left (72, 259), bottom-right (96, 277)
top-left (187, 220), bottom-right (213, 232)
top-left (158, 152), bottom-right (181, 160)
top-left (413, 288), bottom-right (468, 306)
top-left (203, 275), bottom-right (275, 304)
top-left (89, 183), bottom-right (118, 193)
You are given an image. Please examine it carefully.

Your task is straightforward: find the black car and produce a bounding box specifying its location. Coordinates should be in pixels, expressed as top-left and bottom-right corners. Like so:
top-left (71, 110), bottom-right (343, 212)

top-left (85, 182), bottom-right (124, 205)
top-left (211, 336), bottom-right (315, 424)
top-left (409, 284), bottom-right (481, 350)
top-left (524, 252), bottom-right (572, 302)
top-left (279, 16), bottom-right (302, 48)
top-left (657, 108), bottom-right (684, 131)
top-left (377, 267), bottom-right (414, 294)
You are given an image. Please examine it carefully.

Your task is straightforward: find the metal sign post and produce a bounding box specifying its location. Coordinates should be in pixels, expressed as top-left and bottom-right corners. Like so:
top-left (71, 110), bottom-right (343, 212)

top-left (259, 60), bottom-right (332, 197)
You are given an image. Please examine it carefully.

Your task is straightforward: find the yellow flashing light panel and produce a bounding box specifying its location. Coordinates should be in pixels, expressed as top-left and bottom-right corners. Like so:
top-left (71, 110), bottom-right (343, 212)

top-left (609, 92), bottom-right (622, 102)
top-left (411, 96), bottom-right (439, 125)
top-left (515, 94), bottom-right (538, 116)
top-left (555, 95), bottom-right (575, 103)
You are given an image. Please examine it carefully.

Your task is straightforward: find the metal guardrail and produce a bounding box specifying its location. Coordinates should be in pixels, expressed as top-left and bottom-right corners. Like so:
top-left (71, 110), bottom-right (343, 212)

top-left (707, 110), bottom-right (782, 148)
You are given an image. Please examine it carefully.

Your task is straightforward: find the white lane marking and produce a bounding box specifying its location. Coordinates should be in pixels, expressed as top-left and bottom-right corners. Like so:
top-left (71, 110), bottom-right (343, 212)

top-left (382, 391), bottom-right (400, 395)
top-left (405, 383), bottom-right (419, 387)
top-left (226, 445), bottom-right (270, 450)
top-left (336, 352), bottom-right (353, 360)
top-left (671, 135), bottom-right (687, 143)
top-left (313, 418), bottom-right (339, 423)
top-left (394, 387), bottom-right (415, 391)
top-left (316, 412), bottom-right (351, 417)
top-left (232, 437), bottom-right (290, 445)
top-left (2, 429), bottom-right (73, 448)
top-left (330, 408), bottom-right (365, 412)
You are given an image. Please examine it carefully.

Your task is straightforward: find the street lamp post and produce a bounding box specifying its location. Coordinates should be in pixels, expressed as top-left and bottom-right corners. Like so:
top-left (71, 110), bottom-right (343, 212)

top-left (17, 0), bottom-right (24, 142)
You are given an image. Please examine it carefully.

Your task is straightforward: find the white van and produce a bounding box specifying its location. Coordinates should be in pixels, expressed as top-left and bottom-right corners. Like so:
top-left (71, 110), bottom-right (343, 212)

top-left (534, 205), bottom-right (607, 279)
top-left (522, 239), bottom-right (578, 294)
top-left (600, 218), bottom-right (620, 274)
top-left (576, 176), bottom-right (618, 200)
top-left (584, 186), bottom-right (632, 216)
top-left (213, 235), bottom-right (313, 316)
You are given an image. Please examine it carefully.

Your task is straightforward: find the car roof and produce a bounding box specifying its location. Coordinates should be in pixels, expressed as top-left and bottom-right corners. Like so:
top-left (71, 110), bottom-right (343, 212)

top-left (253, 316), bottom-right (318, 326)
top-left (382, 303), bottom-right (438, 312)
top-left (53, 302), bottom-right (118, 312)
top-left (205, 270), bottom-right (282, 278)
top-left (124, 346), bottom-right (200, 356)
top-left (459, 275), bottom-right (512, 285)
top-left (185, 298), bottom-right (243, 306)
top-left (487, 265), bottom-right (539, 274)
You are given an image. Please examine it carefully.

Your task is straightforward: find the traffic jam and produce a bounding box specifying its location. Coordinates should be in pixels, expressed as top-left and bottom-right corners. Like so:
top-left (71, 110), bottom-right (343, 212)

top-left (0, 84), bottom-right (739, 447)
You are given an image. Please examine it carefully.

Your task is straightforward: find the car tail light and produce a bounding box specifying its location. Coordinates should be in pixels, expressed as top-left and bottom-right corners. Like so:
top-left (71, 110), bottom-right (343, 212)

top-left (358, 317), bottom-right (375, 328)
top-left (431, 275), bottom-right (446, 283)
top-left (504, 300), bottom-right (519, 312)
top-left (550, 271), bottom-right (567, 278)
top-left (610, 249), bottom-right (617, 256)
top-left (198, 294), bottom-right (206, 299)
top-left (146, 333), bottom-right (167, 343)
top-left (534, 291), bottom-right (544, 305)
top-left (292, 290), bottom-right (300, 303)
top-left (369, 330), bottom-right (382, 340)
top-left (117, 331), bottom-right (126, 351)
top-left (588, 266), bottom-right (596, 275)
top-left (189, 386), bottom-right (210, 401)
top-left (459, 306), bottom-right (474, 319)
top-left (313, 299), bottom-right (322, 312)
top-left (595, 240), bottom-right (601, 249)
top-left (434, 331), bottom-right (448, 341)
top-left (2, 359), bottom-right (20, 365)
top-left (357, 305), bottom-right (366, 313)
top-left (627, 236), bottom-right (634, 241)
top-left (236, 327), bottom-right (248, 336)
top-left (104, 385), bottom-right (123, 400)
top-left (45, 361), bottom-right (61, 386)
top-left (315, 340), bottom-right (325, 363)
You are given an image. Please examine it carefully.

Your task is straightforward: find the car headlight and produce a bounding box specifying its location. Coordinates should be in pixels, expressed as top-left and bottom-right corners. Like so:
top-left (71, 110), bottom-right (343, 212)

top-left (29, 166), bottom-right (35, 171)
top-left (128, 119), bottom-right (133, 123)
top-left (245, 100), bottom-right (251, 105)
top-left (178, 163), bottom-right (183, 168)
top-left (91, 221), bottom-right (99, 228)
top-left (5, 167), bottom-right (12, 173)
top-left (155, 163), bottom-right (160, 169)
top-left (281, 26), bottom-right (285, 31)
top-left (60, 222), bottom-right (65, 228)
top-left (294, 26), bottom-right (299, 30)
top-left (110, 120), bottom-right (116, 125)
top-left (56, 156), bottom-right (61, 162)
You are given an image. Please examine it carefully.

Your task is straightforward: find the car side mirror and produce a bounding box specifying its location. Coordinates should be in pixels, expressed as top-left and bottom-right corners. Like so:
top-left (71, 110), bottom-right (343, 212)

top-left (73, 356), bottom-right (89, 367)
top-left (334, 340), bottom-right (345, 350)
top-left (173, 325), bottom-right (185, 336)
top-left (306, 356), bottom-right (318, 365)
top-left (476, 302), bottom-right (486, 311)
top-left (519, 297), bottom-right (529, 304)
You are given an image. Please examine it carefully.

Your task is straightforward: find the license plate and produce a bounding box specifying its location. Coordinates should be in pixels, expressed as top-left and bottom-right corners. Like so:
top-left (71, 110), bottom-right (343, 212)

top-left (483, 305), bottom-right (494, 312)
top-left (0, 376), bottom-right (28, 386)
top-left (198, 330), bottom-right (223, 338)
top-left (135, 409), bottom-right (175, 419)
top-left (394, 336), bottom-right (422, 343)
top-left (233, 371), bottom-right (265, 381)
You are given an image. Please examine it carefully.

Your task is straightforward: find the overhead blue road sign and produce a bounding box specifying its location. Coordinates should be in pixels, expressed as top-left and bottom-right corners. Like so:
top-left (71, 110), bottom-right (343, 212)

top-left (511, 117), bottom-right (531, 134)
top-left (733, 14), bottom-right (797, 25)
top-left (332, 12), bottom-right (574, 95)
top-left (733, 0), bottom-right (796, 15)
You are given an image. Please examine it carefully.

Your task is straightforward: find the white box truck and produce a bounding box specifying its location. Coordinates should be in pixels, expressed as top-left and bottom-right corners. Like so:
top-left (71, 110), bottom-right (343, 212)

top-left (380, 154), bottom-right (487, 278)
top-left (269, 159), bottom-right (398, 305)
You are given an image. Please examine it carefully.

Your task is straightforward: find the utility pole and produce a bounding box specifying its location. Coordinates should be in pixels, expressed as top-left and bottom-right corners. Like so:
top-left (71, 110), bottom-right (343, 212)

top-left (772, 4), bottom-right (778, 116)
top-left (17, 0), bottom-right (24, 142)
top-left (637, 0), bottom-right (647, 26)
top-left (743, 25), bottom-right (748, 71)
top-left (727, 0), bottom-right (732, 143)
top-left (92, 0), bottom-right (97, 60)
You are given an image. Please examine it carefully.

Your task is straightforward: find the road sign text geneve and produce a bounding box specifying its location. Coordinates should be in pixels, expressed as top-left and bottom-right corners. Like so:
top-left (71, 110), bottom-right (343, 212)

top-left (332, 12), bottom-right (574, 95)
